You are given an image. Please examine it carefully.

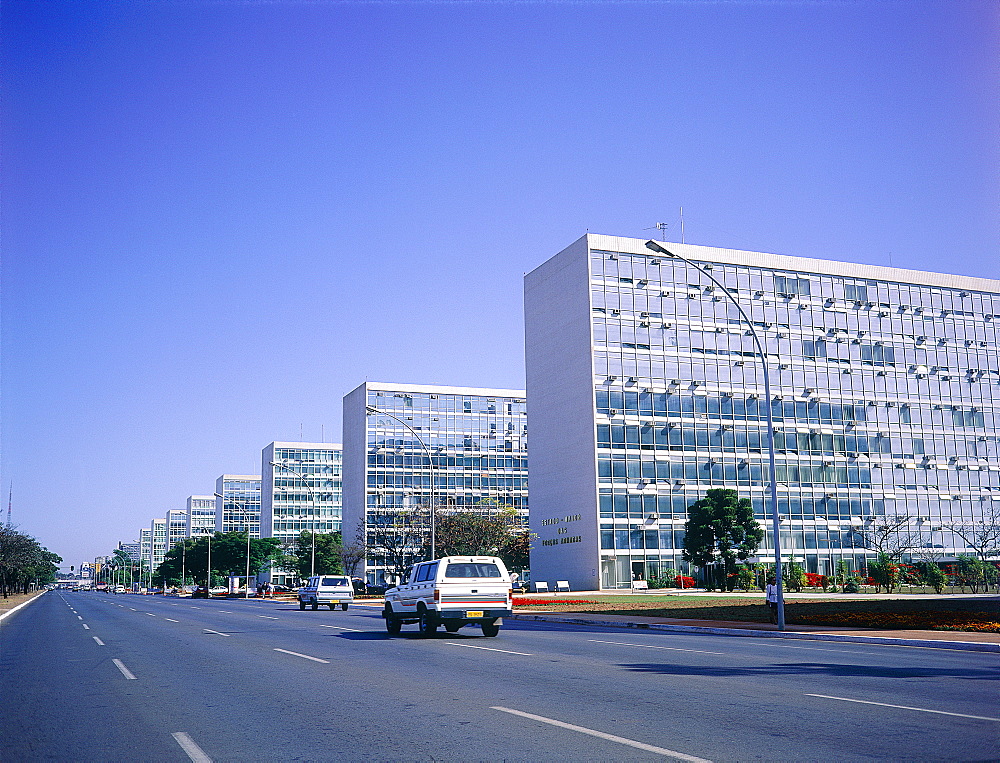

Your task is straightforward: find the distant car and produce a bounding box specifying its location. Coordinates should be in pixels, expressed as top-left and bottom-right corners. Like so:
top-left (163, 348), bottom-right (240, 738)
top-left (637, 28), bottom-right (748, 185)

top-left (269, 584), bottom-right (292, 593)
top-left (112, 586), bottom-right (126, 594)
top-left (298, 575), bottom-right (354, 611)
top-left (191, 586), bottom-right (210, 599)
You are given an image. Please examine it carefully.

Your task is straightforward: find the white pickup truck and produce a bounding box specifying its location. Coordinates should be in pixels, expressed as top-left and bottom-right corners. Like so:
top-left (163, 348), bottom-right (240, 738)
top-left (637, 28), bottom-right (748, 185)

top-left (382, 556), bottom-right (513, 637)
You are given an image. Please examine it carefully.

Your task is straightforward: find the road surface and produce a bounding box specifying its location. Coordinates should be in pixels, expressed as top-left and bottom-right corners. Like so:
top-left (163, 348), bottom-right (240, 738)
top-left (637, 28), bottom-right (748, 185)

top-left (2, 591), bottom-right (997, 761)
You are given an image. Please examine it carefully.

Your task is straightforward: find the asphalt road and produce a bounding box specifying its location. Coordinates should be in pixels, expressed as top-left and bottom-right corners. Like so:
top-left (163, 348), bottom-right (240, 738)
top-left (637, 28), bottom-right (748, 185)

top-left (2, 591), bottom-right (997, 762)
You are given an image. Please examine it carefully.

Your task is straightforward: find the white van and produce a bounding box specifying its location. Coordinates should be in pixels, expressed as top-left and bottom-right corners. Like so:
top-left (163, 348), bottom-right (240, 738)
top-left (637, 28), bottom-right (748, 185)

top-left (383, 556), bottom-right (512, 637)
top-left (298, 575), bottom-right (354, 611)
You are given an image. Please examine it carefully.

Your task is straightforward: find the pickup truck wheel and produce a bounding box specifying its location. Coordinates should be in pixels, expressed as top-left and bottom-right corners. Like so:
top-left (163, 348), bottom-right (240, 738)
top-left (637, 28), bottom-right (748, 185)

top-left (481, 620), bottom-right (500, 637)
top-left (298, 601), bottom-right (306, 611)
top-left (341, 603), bottom-right (349, 611)
top-left (384, 607), bottom-right (401, 635)
top-left (311, 601), bottom-right (319, 611)
top-left (418, 609), bottom-right (438, 636)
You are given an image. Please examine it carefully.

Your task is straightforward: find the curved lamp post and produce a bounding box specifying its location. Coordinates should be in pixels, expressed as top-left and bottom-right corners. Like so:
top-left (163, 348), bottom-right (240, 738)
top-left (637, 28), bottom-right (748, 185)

top-left (215, 492), bottom-right (253, 598)
top-left (365, 404), bottom-right (437, 561)
top-left (645, 240), bottom-right (787, 630)
top-left (270, 462), bottom-right (318, 579)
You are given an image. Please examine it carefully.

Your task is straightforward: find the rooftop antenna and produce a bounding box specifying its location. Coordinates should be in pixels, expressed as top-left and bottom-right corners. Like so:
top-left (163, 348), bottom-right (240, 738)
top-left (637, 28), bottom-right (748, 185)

top-left (679, 206), bottom-right (685, 244)
top-left (643, 222), bottom-right (669, 242)
top-left (6, 484), bottom-right (11, 528)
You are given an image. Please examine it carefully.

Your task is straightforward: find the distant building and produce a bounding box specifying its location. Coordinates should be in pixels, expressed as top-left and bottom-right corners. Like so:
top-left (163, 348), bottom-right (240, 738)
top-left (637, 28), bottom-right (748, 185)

top-left (166, 509), bottom-right (187, 550)
top-left (525, 234), bottom-right (999, 590)
top-left (118, 540), bottom-right (141, 562)
top-left (139, 528), bottom-right (152, 573)
top-left (343, 381), bottom-right (529, 585)
top-left (186, 495), bottom-right (216, 537)
top-left (214, 475), bottom-right (261, 536)
top-left (150, 518), bottom-right (167, 569)
top-left (260, 442), bottom-right (342, 586)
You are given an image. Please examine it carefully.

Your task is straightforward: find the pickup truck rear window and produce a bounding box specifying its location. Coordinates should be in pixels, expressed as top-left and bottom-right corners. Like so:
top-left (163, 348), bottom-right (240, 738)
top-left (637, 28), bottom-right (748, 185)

top-left (321, 577), bottom-right (349, 586)
top-left (444, 563), bottom-right (503, 579)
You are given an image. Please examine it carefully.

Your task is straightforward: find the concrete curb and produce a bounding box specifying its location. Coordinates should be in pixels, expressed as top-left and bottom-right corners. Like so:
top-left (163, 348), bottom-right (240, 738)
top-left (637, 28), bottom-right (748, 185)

top-left (507, 613), bottom-right (1000, 653)
top-left (0, 590), bottom-right (46, 624)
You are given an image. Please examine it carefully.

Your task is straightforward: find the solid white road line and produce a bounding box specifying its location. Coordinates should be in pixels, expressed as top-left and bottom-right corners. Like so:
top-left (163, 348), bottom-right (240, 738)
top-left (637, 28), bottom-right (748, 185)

top-left (446, 643), bottom-right (533, 656)
top-left (588, 639), bottom-right (725, 656)
top-left (82, 624), bottom-right (90, 630)
top-left (0, 593), bottom-right (45, 623)
top-left (318, 625), bottom-right (362, 632)
top-left (165, 618), bottom-right (179, 622)
top-left (93, 636), bottom-right (105, 646)
top-left (491, 706), bottom-right (711, 762)
top-left (172, 732), bottom-right (213, 763)
top-left (805, 694), bottom-right (1000, 722)
top-left (203, 629), bottom-right (231, 637)
top-left (273, 648), bottom-right (329, 663)
top-left (112, 659), bottom-right (137, 680)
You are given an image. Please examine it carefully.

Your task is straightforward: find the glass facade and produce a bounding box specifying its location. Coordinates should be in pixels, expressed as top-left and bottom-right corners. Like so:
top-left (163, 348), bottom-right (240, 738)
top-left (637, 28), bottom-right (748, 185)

top-left (526, 234), bottom-right (999, 588)
top-left (150, 518), bottom-right (167, 568)
top-left (166, 510), bottom-right (187, 551)
top-left (343, 382), bottom-right (529, 585)
top-left (215, 475), bottom-right (262, 537)
top-left (186, 495), bottom-right (216, 537)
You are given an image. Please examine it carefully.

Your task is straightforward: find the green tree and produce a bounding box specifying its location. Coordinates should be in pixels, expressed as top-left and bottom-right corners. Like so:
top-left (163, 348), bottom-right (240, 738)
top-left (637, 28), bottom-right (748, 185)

top-left (287, 531), bottom-right (345, 580)
top-left (499, 530), bottom-right (531, 574)
top-left (917, 561), bottom-right (947, 594)
top-left (156, 533), bottom-right (282, 586)
top-left (0, 527), bottom-right (62, 596)
top-left (783, 557), bottom-right (806, 592)
top-left (955, 555), bottom-right (988, 593)
top-left (868, 553), bottom-right (902, 593)
top-left (682, 489), bottom-right (763, 591)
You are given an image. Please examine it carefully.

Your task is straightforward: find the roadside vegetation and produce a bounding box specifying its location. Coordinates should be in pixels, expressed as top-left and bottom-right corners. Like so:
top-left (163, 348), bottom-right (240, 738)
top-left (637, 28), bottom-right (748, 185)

top-left (0, 526), bottom-right (61, 598)
top-left (512, 595), bottom-right (1000, 632)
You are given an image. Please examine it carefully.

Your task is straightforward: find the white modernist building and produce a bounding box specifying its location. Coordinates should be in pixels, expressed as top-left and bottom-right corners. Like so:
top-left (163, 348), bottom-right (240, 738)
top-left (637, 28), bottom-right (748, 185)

top-left (166, 509), bottom-right (187, 550)
top-left (186, 495), bottom-right (216, 537)
top-left (261, 441), bottom-right (343, 586)
top-left (343, 381), bottom-right (529, 586)
top-left (215, 475), bottom-right (261, 537)
top-left (525, 234), bottom-right (999, 590)
top-left (150, 518), bottom-right (168, 569)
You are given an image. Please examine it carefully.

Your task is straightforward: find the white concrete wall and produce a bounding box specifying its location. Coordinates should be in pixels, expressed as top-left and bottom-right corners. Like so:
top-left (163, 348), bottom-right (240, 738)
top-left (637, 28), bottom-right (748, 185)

top-left (524, 235), bottom-right (601, 592)
top-left (341, 382), bottom-right (369, 572)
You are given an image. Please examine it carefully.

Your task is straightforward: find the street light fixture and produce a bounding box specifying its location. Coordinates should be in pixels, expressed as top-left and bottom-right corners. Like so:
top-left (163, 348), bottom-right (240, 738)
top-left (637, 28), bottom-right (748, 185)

top-left (215, 492), bottom-right (253, 598)
top-left (365, 404), bottom-right (437, 562)
top-left (645, 240), bottom-right (787, 630)
top-left (270, 462), bottom-right (319, 579)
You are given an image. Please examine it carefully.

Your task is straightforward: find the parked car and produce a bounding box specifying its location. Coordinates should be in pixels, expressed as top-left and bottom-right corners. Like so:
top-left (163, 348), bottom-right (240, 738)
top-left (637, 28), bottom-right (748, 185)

top-left (383, 556), bottom-right (512, 637)
top-left (298, 575), bottom-right (355, 611)
top-left (191, 586), bottom-right (210, 599)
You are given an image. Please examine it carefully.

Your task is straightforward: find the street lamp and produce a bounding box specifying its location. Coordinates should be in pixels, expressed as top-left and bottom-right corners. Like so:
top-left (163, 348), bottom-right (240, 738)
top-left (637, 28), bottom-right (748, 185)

top-left (365, 404), bottom-right (437, 561)
top-left (270, 462), bottom-right (319, 579)
top-left (215, 492), bottom-right (253, 598)
top-left (645, 240), bottom-right (787, 630)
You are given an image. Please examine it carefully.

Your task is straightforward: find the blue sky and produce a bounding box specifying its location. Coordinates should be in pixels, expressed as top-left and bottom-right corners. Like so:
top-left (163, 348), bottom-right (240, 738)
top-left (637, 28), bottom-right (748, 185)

top-left (3, 0), bottom-right (997, 568)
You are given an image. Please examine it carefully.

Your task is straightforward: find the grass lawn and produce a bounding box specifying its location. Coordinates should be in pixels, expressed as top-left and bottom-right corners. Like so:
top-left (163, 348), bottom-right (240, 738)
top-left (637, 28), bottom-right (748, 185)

top-left (514, 595), bottom-right (1000, 631)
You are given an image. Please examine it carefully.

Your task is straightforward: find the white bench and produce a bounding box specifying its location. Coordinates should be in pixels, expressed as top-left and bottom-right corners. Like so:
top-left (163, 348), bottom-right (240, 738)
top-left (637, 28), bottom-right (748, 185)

top-left (631, 580), bottom-right (649, 591)
top-left (555, 581), bottom-right (571, 592)
top-left (534, 582), bottom-right (549, 593)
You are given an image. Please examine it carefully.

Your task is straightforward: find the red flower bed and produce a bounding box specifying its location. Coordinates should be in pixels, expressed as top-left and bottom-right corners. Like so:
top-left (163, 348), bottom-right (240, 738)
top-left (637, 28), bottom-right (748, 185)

top-left (512, 598), bottom-right (597, 606)
top-left (674, 576), bottom-right (696, 589)
top-left (804, 572), bottom-right (824, 587)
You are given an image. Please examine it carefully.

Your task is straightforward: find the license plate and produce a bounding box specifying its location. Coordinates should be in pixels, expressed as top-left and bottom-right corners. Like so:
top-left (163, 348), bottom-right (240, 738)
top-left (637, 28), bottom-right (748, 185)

top-left (466, 610), bottom-right (484, 618)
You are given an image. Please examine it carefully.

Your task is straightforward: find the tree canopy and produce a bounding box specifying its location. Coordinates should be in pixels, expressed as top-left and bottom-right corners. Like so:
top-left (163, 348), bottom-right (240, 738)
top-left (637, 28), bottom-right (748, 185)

top-left (682, 488), bottom-right (763, 591)
top-left (0, 526), bottom-right (62, 596)
top-left (156, 532), bottom-right (282, 586)
top-left (283, 531), bottom-right (345, 580)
